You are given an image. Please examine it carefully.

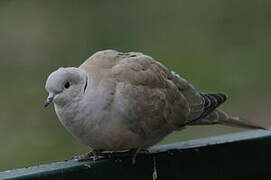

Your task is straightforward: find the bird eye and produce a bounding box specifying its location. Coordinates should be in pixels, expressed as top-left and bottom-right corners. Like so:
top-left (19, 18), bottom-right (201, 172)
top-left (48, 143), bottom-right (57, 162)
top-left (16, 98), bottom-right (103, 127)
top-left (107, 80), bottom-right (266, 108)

top-left (64, 82), bottom-right (70, 89)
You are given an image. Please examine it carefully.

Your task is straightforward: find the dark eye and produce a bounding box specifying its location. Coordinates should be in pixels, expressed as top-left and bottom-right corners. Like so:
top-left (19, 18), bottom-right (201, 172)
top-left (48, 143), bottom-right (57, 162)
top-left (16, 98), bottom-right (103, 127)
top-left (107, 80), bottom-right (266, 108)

top-left (64, 82), bottom-right (70, 89)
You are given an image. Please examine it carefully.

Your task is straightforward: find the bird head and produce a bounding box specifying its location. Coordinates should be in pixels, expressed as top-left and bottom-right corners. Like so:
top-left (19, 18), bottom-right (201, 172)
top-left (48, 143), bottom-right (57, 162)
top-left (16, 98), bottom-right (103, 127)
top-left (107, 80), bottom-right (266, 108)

top-left (44, 67), bottom-right (88, 107)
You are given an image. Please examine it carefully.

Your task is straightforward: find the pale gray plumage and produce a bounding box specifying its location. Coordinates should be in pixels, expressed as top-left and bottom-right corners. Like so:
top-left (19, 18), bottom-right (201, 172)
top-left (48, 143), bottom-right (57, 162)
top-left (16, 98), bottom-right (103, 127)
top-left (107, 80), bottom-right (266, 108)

top-left (45, 50), bottom-right (267, 151)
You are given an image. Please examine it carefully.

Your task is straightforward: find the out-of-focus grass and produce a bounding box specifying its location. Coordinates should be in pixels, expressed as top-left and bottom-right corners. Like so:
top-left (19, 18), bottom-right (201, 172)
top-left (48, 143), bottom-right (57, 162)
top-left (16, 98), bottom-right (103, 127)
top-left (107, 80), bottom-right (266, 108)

top-left (0, 0), bottom-right (271, 171)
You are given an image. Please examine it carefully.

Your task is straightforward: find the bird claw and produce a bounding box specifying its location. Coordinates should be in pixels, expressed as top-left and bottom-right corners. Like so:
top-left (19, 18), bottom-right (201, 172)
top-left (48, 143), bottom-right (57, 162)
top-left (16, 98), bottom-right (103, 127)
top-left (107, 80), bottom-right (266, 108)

top-left (73, 150), bottom-right (103, 161)
top-left (101, 149), bottom-right (150, 165)
top-left (72, 149), bottom-right (150, 164)
top-left (102, 149), bottom-right (149, 158)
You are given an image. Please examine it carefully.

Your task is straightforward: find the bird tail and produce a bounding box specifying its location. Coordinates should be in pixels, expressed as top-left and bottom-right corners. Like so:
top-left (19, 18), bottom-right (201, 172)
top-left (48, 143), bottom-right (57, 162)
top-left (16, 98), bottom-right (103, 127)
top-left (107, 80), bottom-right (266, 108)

top-left (189, 109), bottom-right (269, 130)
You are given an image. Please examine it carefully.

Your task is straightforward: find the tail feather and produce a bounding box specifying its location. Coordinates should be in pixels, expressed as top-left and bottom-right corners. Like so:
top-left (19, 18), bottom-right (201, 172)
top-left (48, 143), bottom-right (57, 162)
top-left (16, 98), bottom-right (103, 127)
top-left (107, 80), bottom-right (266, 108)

top-left (198, 93), bottom-right (227, 119)
top-left (189, 109), bottom-right (268, 130)
top-left (185, 93), bottom-right (227, 125)
top-left (185, 92), bottom-right (268, 130)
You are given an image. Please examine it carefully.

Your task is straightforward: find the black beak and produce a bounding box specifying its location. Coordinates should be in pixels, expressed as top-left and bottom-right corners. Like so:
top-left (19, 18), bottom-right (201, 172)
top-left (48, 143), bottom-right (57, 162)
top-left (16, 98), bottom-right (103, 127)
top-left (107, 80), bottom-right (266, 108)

top-left (44, 96), bottom-right (54, 107)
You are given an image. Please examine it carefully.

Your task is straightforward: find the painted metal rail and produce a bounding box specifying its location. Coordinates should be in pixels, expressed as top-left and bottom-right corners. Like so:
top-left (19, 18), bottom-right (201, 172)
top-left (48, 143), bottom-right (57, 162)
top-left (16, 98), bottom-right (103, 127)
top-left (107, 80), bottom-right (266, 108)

top-left (1, 130), bottom-right (271, 180)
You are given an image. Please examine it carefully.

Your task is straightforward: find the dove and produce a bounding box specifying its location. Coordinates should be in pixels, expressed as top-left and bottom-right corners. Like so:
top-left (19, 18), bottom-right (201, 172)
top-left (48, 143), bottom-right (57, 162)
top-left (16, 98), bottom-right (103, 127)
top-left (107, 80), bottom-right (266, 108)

top-left (45, 50), bottom-right (267, 160)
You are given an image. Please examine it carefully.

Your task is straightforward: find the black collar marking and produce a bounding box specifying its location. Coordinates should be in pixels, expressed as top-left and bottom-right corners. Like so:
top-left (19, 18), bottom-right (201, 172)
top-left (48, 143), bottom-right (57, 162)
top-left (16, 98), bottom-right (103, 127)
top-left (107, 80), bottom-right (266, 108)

top-left (83, 76), bottom-right (88, 93)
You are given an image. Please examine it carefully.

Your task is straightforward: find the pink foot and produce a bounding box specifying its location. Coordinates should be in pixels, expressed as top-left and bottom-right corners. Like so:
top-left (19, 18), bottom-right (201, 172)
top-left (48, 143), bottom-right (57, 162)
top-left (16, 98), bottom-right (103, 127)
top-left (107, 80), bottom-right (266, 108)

top-left (101, 148), bottom-right (149, 164)
top-left (73, 150), bottom-right (103, 161)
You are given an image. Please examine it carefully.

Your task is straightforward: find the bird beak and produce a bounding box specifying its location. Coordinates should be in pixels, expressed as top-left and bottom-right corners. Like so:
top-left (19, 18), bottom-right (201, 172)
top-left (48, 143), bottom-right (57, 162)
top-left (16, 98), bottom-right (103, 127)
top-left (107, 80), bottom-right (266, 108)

top-left (44, 93), bottom-right (55, 107)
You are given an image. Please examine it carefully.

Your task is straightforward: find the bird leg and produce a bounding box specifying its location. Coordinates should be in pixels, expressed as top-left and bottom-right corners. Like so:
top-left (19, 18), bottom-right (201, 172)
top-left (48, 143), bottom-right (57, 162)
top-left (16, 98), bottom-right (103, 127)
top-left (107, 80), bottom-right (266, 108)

top-left (73, 148), bottom-right (150, 163)
top-left (73, 150), bottom-right (103, 161)
top-left (102, 148), bottom-right (149, 158)
top-left (101, 148), bottom-right (149, 164)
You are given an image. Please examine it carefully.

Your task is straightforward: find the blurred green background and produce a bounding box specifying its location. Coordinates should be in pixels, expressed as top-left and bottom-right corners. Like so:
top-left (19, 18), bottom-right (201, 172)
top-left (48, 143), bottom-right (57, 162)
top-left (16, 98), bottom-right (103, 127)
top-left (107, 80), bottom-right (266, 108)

top-left (1, 0), bottom-right (271, 171)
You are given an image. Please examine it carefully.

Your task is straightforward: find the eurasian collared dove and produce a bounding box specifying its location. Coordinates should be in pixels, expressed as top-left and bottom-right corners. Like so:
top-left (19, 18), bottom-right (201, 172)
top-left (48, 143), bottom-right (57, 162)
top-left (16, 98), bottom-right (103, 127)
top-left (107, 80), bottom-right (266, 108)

top-left (45, 50), bottom-right (267, 159)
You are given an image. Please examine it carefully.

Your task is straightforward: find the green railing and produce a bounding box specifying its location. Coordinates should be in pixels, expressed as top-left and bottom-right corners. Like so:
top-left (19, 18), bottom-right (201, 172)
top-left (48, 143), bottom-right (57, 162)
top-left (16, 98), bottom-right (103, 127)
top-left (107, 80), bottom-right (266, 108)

top-left (1, 130), bottom-right (271, 180)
